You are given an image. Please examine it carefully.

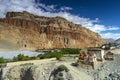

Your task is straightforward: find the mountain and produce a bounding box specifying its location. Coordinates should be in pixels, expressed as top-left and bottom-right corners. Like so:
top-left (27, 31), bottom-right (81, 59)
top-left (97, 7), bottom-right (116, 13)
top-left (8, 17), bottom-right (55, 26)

top-left (115, 38), bottom-right (120, 44)
top-left (0, 11), bottom-right (105, 50)
top-left (104, 38), bottom-right (115, 43)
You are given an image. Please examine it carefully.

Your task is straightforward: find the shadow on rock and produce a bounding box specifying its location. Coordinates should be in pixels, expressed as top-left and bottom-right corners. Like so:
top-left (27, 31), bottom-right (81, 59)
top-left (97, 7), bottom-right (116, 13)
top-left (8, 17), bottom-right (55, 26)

top-left (21, 67), bottom-right (34, 80)
top-left (0, 69), bottom-right (3, 80)
top-left (71, 62), bottom-right (79, 67)
top-left (49, 65), bottom-right (73, 80)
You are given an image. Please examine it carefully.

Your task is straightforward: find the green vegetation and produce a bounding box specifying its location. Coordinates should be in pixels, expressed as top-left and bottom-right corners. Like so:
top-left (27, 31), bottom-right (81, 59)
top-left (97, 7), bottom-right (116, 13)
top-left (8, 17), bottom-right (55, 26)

top-left (0, 48), bottom-right (81, 63)
top-left (37, 51), bottom-right (63, 60)
top-left (37, 48), bottom-right (81, 60)
top-left (17, 54), bottom-right (25, 61)
top-left (0, 57), bottom-right (5, 63)
top-left (13, 54), bottom-right (38, 62)
top-left (13, 54), bottom-right (25, 61)
top-left (60, 48), bottom-right (81, 54)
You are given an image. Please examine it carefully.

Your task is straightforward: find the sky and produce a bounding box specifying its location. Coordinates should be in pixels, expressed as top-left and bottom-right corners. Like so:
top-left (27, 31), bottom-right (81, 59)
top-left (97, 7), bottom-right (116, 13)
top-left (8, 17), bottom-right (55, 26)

top-left (0, 0), bottom-right (120, 40)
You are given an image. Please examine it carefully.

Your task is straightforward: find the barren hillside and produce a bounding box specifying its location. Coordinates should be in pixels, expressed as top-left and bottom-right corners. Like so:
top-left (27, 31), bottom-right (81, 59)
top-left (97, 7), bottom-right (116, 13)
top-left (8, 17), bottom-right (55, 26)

top-left (0, 11), bottom-right (105, 50)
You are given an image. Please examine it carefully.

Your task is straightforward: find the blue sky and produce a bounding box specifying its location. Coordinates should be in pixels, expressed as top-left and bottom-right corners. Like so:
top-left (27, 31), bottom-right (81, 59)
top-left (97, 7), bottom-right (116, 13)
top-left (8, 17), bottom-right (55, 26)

top-left (40, 0), bottom-right (120, 25)
top-left (0, 0), bottom-right (120, 39)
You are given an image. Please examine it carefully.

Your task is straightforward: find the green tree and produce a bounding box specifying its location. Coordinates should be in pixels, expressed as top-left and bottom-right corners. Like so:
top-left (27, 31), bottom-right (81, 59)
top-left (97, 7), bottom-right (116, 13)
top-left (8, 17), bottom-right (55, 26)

top-left (13, 56), bottom-right (18, 62)
top-left (61, 48), bottom-right (80, 54)
top-left (37, 52), bottom-right (63, 60)
top-left (17, 54), bottom-right (25, 61)
top-left (0, 57), bottom-right (5, 63)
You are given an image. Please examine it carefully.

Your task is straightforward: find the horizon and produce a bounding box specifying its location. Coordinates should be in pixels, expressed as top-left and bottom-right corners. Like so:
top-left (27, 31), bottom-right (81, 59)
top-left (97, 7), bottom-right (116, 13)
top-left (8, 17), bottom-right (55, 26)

top-left (0, 0), bottom-right (120, 40)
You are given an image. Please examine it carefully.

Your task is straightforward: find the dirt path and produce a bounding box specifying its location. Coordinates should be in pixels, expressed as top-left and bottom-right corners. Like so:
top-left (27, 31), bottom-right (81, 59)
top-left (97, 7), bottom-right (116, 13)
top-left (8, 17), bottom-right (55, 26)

top-left (7, 58), bottom-right (56, 67)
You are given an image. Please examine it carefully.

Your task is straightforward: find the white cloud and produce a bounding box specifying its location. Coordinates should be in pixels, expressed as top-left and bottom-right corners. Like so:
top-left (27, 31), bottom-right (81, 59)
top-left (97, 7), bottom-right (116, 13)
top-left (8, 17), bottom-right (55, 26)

top-left (85, 24), bottom-right (120, 33)
top-left (60, 6), bottom-right (72, 11)
top-left (101, 33), bottom-right (120, 40)
top-left (0, 0), bottom-right (120, 39)
top-left (107, 27), bottom-right (120, 30)
top-left (38, 3), bottom-right (56, 11)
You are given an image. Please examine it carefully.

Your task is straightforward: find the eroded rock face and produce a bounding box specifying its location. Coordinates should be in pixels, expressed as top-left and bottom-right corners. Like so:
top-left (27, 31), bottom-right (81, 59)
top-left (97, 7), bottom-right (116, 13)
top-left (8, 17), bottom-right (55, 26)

top-left (21, 68), bottom-right (34, 80)
top-left (0, 69), bottom-right (2, 80)
top-left (49, 65), bottom-right (73, 80)
top-left (0, 62), bottom-right (73, 80)
top-left (0, 11), bottom-right (106, 50)
top-left (1, 62), bottom-right (56, 80)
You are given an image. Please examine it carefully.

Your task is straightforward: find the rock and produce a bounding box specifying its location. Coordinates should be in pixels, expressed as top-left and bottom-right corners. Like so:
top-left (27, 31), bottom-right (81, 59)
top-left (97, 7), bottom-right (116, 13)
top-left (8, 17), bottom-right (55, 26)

top-left (42, 72), bottom-right (45, 75)
top-left (21, 67), bottom-right (34, 80)
top-left (0, 61), bottom-right (56, 80)
top-left (0, 11), bottom-right (105, 50)
top-left (49, 65), bottom-right (73, 80)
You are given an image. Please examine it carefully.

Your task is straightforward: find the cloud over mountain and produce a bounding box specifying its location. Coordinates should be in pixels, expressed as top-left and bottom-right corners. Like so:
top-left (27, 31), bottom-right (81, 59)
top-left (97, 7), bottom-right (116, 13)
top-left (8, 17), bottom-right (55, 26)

top-left (0, 0), bottom-right (120, 39)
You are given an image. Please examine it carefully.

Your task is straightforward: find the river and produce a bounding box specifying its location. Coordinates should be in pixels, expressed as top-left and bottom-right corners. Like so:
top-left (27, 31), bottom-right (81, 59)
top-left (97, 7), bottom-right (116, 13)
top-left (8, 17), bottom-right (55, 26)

top-left (0, 50), bottom-right (44, 59)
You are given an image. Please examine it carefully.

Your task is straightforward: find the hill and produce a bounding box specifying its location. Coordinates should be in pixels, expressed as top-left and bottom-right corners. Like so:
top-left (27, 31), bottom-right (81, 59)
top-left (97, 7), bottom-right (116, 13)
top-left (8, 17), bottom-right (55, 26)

top-left (0, 11), bottom-right (105, 50)
top-left (115, 38), bottom-right (120, 44)
top-left (104, 38), bottom-right (115, 43)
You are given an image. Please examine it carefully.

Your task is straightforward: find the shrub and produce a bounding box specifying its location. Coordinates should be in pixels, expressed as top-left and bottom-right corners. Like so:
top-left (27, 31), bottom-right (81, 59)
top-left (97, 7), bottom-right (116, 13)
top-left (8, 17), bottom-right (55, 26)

top-left (17, 54), bottom-right (25, 61)
top-left (49, 52), bottom-right (63, 60)
top-left (29, 56), bottom-right (36, 60)
top-left (60, 48), bottom-right (81, 54)
top-left (13, 56), bottom-right (18, 62)
top-left (37, 54), bottom-right (45, 59)
top-left (0, 57), bottom-right (5, 63)
top-left (37, 52), bottom-right (63, 60)
top-left (13, 54), bottom-right (38, 61)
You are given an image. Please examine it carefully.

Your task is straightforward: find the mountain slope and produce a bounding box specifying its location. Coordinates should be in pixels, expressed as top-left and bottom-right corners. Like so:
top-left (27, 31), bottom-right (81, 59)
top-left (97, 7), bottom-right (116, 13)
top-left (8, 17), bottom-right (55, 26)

top-left (104, 38), bottom-right (115, 43)
top-left (0, 11), bottom-right (105, 50)
top-left (115, 38), bottom-right (120, 44)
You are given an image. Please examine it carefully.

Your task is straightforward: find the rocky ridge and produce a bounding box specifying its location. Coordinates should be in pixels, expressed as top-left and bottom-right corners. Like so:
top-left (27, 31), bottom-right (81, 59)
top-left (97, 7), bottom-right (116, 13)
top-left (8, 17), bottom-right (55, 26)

top-left (0, 11), bottom-right (105, 50)
top-left (115, 38), bottom-right (120, 44)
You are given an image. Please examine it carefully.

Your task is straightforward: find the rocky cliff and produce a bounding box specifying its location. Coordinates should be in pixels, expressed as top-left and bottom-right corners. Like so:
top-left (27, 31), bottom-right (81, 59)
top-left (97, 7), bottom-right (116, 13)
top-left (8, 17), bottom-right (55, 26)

top-left (0, 11), bottom-right (105, 50)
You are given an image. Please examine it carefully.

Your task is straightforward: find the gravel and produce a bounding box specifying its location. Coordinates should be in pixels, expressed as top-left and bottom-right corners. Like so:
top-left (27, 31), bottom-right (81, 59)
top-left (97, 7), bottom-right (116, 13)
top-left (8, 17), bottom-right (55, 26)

top-left (85, 54), bottom-right (120, 80)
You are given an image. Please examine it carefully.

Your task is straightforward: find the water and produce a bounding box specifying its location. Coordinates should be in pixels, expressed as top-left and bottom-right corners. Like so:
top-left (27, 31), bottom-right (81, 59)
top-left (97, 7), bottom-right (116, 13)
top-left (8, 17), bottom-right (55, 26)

top-left (0, 50), bottom-right (44, 59)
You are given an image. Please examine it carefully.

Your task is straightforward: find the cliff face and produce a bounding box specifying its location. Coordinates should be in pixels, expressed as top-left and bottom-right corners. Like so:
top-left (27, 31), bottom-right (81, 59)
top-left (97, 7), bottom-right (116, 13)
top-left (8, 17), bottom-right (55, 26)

top-left (0, 11), bottom-right (105, 50)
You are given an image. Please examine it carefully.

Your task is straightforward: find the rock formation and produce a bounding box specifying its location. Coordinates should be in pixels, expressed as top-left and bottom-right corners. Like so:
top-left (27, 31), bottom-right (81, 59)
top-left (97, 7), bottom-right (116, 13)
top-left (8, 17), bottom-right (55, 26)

top-left (0, 62), bottom-right (56, 80)
top-left (0, 11), bottom-right (105, 50)
top-left (49, 65), bottom-right (73, 80)
top-left (0, 61), bottom-right (74, 80)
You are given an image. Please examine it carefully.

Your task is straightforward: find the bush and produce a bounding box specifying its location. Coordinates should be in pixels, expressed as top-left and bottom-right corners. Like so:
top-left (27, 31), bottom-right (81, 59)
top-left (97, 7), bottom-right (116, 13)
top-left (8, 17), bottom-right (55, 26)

top-left (29, 56), bottom-right (36, 60)
top-left (13, 56), bottom-right (18, 62)
top-left (60, 48), bottom-right (81, 54)
top-left (17, 54), bottom-right (25, 61)
top-left (37, 52), bottom-right (63, 60)
top-left (0, 57), bottom-right (5, 63)
top-left (49, 52), bottom-right (63, 60)
top-left (13, 54), bottom-right (38, 61)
